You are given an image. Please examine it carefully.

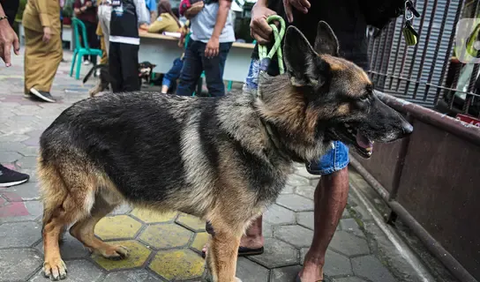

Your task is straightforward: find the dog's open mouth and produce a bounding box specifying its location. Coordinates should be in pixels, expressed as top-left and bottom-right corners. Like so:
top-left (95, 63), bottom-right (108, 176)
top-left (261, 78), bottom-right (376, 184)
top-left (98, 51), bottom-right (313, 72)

top-left (338, 124), bottom-right (374, 159)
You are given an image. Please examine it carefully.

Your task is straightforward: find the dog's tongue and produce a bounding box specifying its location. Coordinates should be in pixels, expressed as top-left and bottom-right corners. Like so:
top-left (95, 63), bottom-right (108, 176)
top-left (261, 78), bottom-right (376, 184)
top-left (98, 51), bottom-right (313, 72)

top-left (356, 133), bottom-right (373, 149)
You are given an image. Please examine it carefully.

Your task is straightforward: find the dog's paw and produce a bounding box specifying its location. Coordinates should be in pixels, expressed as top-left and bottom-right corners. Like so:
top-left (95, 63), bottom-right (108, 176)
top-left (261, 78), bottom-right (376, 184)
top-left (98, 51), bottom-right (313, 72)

top-left (43, 258), bottom-right (67, 281)
top-left (100, 244), bottom-right (129, 260)
top-left (235, 278), bottom-right (243, 282)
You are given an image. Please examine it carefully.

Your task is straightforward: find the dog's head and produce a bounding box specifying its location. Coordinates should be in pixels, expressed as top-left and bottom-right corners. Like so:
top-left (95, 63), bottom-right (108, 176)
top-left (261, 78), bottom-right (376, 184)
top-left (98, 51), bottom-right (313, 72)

top-left (138, 61), bottom-right (156, 79)
top-left (274, 22), bottom-right (413, 159)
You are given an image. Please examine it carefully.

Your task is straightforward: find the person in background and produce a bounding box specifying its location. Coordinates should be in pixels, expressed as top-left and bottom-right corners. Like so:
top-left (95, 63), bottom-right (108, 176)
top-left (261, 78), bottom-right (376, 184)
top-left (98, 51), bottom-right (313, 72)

top-left (22, 0), bottom-right (63, 103)
top-left (140, 0), bottom-right (182, 34)
top-left (0, 0), bottom-right (31, 187)
top-left (95, 6), bottom-right (108, 66)
top-left (175, 0), bottom-right (235, 97)
top-left (109, 0), bottom-right (149, 92)
top-left (73, 0), bottom-right (99, 65)
top-left (97, 0), bottom-right (111, 57)
top-left (144, 0), bottom-right (156, 23)
top-left (160, 19), bottom-right (190, 94)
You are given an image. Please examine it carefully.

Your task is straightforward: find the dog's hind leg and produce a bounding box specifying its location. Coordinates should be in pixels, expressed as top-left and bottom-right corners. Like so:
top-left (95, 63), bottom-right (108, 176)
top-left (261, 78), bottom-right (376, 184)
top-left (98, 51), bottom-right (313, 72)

top-left (38, 158), bottom-right (96, 281)
top-left (69, 193), bottom-right (128, 259)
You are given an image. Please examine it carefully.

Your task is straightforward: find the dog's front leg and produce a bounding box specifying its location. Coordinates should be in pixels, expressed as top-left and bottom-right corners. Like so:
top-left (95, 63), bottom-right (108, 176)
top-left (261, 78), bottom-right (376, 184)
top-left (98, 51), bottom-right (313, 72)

top-left (205, 227), bottom-right (242, 282)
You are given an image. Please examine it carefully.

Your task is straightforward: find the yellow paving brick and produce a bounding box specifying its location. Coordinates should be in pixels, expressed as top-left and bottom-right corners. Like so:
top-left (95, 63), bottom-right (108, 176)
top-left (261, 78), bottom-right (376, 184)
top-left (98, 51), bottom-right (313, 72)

top-left (131, 208), bottom-right (178, 224)
top-left (190, 232), bottom-right (209, 253)
top-left (94, 215), bottom-right (142, 240)
top-left (149, 249), bottom-right (205, 280)
top-left (139, 224), bottom-right (193, 249)
top-left (175, 213), bottom-right (206, 232)
top-left (92, 240), bottom-right (151, 271)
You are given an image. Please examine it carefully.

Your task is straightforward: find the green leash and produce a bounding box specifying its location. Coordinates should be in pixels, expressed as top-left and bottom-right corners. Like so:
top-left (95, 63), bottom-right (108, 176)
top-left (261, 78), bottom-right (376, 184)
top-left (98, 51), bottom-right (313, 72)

top-left (257, 15), bottom-right (287, 81)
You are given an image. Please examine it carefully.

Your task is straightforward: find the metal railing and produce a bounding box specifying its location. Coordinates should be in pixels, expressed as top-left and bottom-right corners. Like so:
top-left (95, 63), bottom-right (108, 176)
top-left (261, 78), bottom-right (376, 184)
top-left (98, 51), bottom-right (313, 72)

top-left (367, 0), bottom-right (480, 118)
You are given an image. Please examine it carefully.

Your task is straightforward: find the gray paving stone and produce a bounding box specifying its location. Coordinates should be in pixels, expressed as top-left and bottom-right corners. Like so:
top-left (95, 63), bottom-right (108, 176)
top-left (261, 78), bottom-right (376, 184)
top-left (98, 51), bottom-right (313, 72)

top-left (103, 270), bottom-right (162, 282)
top-left (294, 166), bottom-right (320, 180)
top-left (342, 209), bottom-right (351, 218)
top-left (324, 250), bottom-right (353, 276)
top-left (0, 151), bottom-right (22, 163)
top-left (0, 200), bottom-right (42, 223)
top-left (295, 185), bottom-right (315, 199)
top-left (352, 206), bottom-right (373, 221)
top-left (280, 184), bottom-right (295, 194)
top-left (263, 204), bottom-right (296, 225)
top-left (0, 134), bottom-right (29, 142)
top-left (30, 260), bottom-right (104, 282)
top-left (22, 136), bottom-right (40, 147)
top-left (340, 218), bottom-right (365, 238)
top-left (237, 257), bottom-right (269, 282)
top-left (11, 105), bottom-right (43, 115)
top-left (0, 142), bottom-right (39, 157)
top-left (248, 238), bottom-right (299, 268)
top-left (16, 156), bottom-right (38, 169)
top-left (332, 277), bottom-right (368, 282)
top-left (0, 181), bottom-right (40, 201)
top-left (36, 233), bottom-right (91, 260)
top-left (286, 174), bottom-right (310, 187)
top-left (0, 221), bottom-right (41, 248)
top-left (297, 212), bottom-right (314, 230)
top-left (270, 265), bottom-right (302, 282)
top-left (276, 194), bottom-right (314, 212)
top-left (263, 221), bottom-right (274, 238)
top-left (275, 225), bottom-right (313, 248)
top-left (329, 231), bottom-right (370, 257)
top-left (351, 255), bottom-right (396, 282)
top-left (0, 248), bottom-right (42, 282)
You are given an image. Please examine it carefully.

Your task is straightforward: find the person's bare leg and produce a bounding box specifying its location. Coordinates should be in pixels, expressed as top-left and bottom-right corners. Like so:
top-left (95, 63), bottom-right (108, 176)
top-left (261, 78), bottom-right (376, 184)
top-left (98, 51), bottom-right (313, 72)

top-left (299, 167), bottom-right (349, 281)
top-left (240, 216), bottom-right (264, 249)
top-left (203, 216), bottom-right (264, 255)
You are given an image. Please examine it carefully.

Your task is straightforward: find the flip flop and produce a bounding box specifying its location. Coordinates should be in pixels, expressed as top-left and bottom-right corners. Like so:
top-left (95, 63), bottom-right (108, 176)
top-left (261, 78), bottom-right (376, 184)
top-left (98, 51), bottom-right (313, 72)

top-left (295, 274), bottom-right (325, 282)
top-left (201, 246), bottom-right (264, 259)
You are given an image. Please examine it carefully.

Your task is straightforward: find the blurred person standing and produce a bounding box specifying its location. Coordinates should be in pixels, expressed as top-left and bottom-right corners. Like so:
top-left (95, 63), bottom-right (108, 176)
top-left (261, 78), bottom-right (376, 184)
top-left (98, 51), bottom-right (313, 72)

top-left (108, 0), bottom-right (149, 92)
top-left (176, 0), bottom-right (235, 97)
top-left (22, 0), bottom-right (63, 102)
top-left (73, 0), bottom-right (99, 65)
top-left (0, 0), bottom-right (31, 187)
top-left (97, 0), bottom-right (111, 56)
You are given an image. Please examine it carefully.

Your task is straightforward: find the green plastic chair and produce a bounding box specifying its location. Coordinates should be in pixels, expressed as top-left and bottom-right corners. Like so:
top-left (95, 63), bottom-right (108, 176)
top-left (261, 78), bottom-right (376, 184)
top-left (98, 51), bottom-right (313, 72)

top-left (70, 18), bottom-right (103, 80)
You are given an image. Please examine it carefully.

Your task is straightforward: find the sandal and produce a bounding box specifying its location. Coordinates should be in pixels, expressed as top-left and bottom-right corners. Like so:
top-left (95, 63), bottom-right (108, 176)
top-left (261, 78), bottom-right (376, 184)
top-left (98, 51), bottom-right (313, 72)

top-left (201, 246), bottom-right (264, 258)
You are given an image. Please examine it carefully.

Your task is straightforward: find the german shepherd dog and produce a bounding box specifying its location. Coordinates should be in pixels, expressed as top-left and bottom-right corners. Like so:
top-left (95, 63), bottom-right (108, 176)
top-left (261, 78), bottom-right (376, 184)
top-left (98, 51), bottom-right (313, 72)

top-left (38, 22), bottom-right (412, 281)
top-left (82, 61), bottom-right (157, 97)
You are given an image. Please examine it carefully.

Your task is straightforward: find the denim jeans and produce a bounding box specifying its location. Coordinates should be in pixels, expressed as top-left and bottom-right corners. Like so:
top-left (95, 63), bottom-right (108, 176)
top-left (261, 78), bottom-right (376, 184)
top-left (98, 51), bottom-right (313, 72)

top-left (176, 40), bottom-right (232, 97)
top-left (162, 58), bottom-right (184, 88)
top-left (244, 59), bottom-right (349, 175)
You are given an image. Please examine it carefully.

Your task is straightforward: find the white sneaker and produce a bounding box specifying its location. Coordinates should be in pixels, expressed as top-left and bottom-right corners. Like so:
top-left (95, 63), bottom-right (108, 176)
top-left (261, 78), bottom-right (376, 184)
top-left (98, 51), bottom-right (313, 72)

top-left (84, 60), bottom-right (91, 66)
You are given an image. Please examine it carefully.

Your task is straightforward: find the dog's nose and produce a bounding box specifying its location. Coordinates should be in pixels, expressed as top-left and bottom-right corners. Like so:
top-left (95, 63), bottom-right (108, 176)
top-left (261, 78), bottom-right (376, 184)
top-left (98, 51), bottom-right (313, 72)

top-left (402, 121), bottom-right (413, 135)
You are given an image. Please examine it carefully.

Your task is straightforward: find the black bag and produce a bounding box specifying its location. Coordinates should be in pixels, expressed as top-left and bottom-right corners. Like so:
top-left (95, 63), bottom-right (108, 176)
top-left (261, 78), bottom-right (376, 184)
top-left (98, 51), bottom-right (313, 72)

top-left (360, 0), bottom-right (406, 29)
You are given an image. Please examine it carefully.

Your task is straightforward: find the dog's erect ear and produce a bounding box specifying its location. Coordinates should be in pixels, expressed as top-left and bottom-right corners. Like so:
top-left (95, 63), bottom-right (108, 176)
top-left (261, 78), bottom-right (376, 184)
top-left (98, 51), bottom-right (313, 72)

top-left (314, 21), bottom-right (339, 56)
top-left (284, 26), bottom-right (327, 87)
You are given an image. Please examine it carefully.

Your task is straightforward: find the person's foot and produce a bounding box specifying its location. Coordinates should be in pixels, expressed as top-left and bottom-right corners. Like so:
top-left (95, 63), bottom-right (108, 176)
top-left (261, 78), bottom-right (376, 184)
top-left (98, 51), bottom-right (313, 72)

top-left (298, 252), bottom-right (325, 282)
top-left (30, 88), bottom-right (56, 103)
top-left (84, 60), bottom-right (91, 66)
top-left (0, 165), bottom-right (30, 187)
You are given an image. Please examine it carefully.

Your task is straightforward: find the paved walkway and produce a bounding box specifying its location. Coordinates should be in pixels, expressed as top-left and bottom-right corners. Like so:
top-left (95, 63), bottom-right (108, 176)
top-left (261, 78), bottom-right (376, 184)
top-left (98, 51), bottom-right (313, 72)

top-left (0, 51), bottom-right (429, 282)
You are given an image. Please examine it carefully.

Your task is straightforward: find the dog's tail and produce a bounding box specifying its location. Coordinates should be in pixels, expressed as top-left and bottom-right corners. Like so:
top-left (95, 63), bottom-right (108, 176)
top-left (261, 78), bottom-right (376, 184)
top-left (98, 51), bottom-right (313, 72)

top-left (82, 64), bottom-right (105, 85)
